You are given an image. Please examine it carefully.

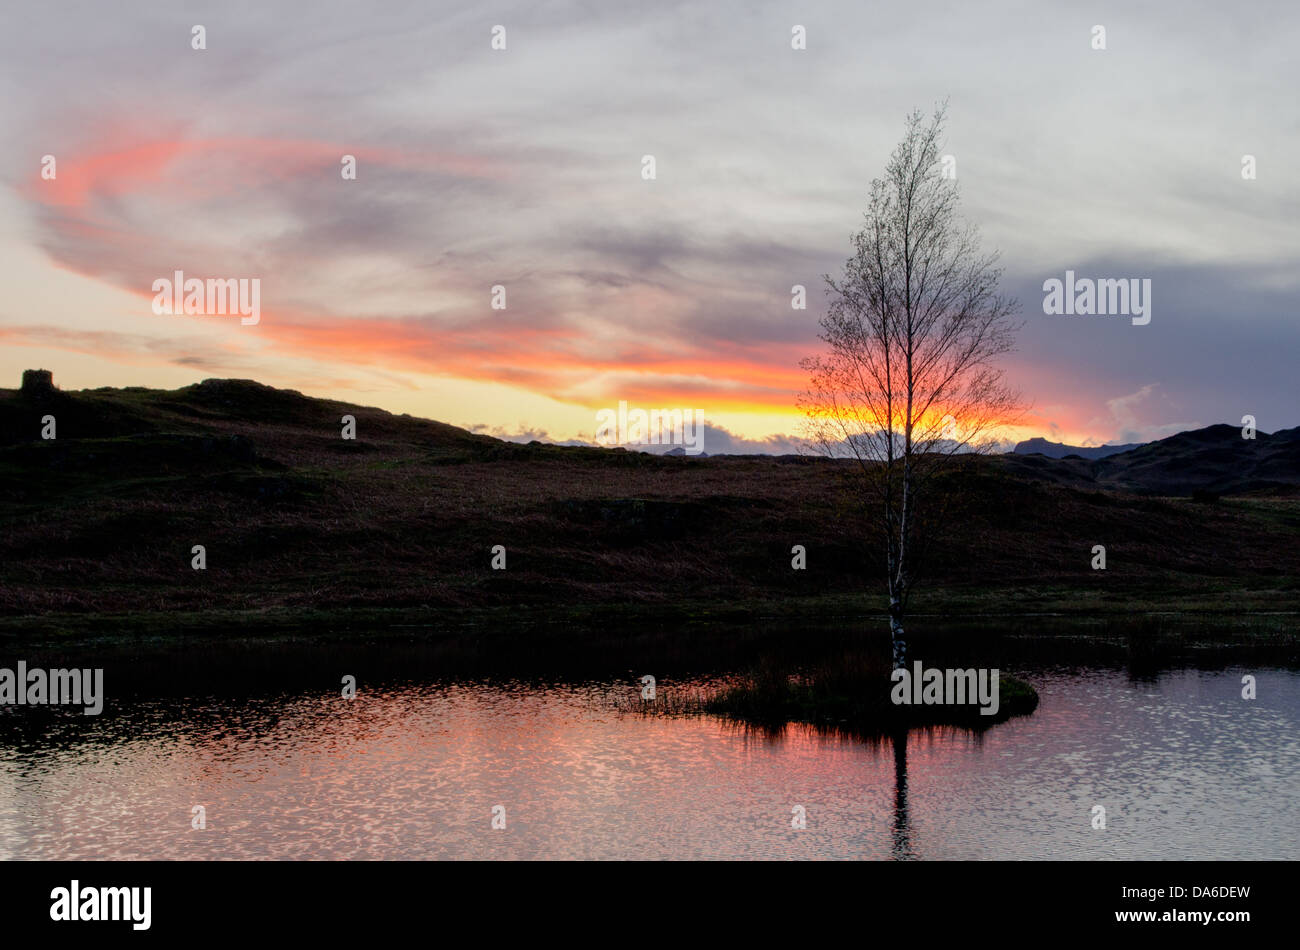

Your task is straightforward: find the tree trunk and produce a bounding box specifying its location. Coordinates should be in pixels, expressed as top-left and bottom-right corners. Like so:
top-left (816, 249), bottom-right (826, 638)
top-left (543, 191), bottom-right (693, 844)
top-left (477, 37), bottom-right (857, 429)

top-left (889, 593), bottom-right (907, 669)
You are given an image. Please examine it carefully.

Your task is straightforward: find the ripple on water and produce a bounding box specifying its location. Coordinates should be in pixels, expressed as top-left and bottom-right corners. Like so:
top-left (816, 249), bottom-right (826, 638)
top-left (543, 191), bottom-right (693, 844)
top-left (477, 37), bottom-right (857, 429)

top-left (0, 668), bottom-right (1295, 859)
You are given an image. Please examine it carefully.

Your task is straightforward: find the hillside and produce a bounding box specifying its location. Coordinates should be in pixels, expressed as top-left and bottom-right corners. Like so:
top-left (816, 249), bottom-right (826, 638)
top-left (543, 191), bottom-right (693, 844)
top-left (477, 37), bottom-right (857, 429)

top-left (1006, 425), bottom-right (1300, 496)
top-left (1, 375), bottom-right (1298, 632)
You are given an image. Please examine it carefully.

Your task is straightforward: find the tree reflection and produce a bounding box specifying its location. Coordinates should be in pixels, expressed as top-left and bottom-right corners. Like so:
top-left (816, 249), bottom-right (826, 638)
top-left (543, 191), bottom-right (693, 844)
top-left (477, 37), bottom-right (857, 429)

top-left (891, 727), bottom-right (916, 859)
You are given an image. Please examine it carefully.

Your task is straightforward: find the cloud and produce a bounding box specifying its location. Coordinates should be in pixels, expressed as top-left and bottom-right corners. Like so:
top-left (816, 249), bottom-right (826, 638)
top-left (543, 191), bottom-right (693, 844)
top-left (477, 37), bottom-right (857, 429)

top-left (1087, 384), bottom-right (1200, 444)
top-left (2, 0), bottom-right (1297, 448)
top-left (470, 420), bottom-right (808, 456)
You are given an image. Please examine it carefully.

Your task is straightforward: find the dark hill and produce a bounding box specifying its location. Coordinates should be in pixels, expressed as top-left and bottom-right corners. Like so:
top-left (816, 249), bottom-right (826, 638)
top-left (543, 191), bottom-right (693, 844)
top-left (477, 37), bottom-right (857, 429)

top-left (1, 375), bottom-right (1298, 629)
top-left (1091, 425), bottom-right (1300, 495)
top-left (1013, 437), bottom-right (1143, 459)
top-left (1003, 425), bottom-right (1300, 496)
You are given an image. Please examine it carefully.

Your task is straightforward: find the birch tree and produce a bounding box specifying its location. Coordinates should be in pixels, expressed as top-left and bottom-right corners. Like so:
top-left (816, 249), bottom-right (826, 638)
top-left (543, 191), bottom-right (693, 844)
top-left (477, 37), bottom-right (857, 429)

top-left (799, 105), bottom-right (1023, 669)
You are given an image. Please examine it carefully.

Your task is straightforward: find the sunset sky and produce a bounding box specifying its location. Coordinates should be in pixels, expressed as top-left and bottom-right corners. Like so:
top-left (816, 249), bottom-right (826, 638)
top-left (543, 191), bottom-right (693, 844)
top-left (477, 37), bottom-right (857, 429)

top-left (1, 1), bottom-right (1296, 452)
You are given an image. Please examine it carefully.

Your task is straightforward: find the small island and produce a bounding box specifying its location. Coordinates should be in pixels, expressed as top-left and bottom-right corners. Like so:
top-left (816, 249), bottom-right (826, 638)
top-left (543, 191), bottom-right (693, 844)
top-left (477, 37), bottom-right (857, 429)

top-left (702, 658), bottom-right (1039, 735)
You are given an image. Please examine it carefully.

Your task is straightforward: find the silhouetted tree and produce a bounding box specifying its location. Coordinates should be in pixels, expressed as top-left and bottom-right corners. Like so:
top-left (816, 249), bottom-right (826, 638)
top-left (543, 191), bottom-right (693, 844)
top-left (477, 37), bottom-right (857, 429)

top-left (800, 104), bottom-right (1023, 668)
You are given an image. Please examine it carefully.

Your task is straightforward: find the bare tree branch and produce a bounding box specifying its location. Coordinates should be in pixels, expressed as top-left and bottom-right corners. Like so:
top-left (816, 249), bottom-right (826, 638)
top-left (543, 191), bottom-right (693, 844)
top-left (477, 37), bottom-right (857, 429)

top-left (798, 103), bottom-right (1026, 667)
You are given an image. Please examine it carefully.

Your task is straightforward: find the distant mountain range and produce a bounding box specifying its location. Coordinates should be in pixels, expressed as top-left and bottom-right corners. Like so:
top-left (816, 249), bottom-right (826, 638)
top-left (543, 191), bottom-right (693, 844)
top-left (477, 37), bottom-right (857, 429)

top-left (1013, 437), bottom-right (1145, 459)
top-left (1004, 424), bottom-right (1300, 496)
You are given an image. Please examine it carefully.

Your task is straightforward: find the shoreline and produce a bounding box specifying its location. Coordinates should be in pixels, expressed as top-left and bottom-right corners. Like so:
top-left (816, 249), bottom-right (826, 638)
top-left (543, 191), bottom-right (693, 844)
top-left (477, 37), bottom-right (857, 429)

top-left (3, 583), bottom-right (1298, 639)
top-left (1, 598), bottom-right (1295, 685)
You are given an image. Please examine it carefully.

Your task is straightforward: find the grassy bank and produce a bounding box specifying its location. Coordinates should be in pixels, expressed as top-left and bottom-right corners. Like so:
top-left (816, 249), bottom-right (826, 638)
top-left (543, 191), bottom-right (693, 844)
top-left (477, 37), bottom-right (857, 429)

top-left (2, 378), bottom-right (1298, 636)
top-left (3, 580), bottom-right (1298, 644)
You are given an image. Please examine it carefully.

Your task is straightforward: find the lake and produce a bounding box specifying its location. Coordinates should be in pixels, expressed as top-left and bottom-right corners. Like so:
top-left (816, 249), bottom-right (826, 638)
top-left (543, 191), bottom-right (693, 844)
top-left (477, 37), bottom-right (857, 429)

top-left (0, 651), bottom-right (1295, 860)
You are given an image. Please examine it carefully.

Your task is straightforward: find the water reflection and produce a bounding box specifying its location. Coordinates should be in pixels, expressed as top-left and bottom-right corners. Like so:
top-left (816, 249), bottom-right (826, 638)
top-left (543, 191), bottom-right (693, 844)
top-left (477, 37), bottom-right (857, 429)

top-left (0, 667), bottom-right (1295, 859)
top-left (891, 730), bottom-right (914, 860)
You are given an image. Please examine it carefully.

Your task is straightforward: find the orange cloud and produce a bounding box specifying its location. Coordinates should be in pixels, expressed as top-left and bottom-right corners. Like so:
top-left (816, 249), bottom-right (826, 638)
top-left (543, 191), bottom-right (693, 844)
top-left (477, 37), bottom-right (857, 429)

top-left (27, 136), bottom-right (509, 213)
top-left (21, 136), bottom-right (1048, 430)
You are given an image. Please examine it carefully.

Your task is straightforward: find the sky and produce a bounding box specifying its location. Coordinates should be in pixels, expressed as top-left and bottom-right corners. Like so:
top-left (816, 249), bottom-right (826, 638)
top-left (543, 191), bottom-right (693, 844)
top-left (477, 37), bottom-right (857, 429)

top-left (0, 0), bottom-right (1296, 452)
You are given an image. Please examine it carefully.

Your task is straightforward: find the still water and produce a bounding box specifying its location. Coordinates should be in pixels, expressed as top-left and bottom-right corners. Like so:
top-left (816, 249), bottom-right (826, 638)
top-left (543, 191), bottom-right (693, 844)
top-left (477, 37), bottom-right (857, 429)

top-left (0, 666), bottom-right (1296, 859)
